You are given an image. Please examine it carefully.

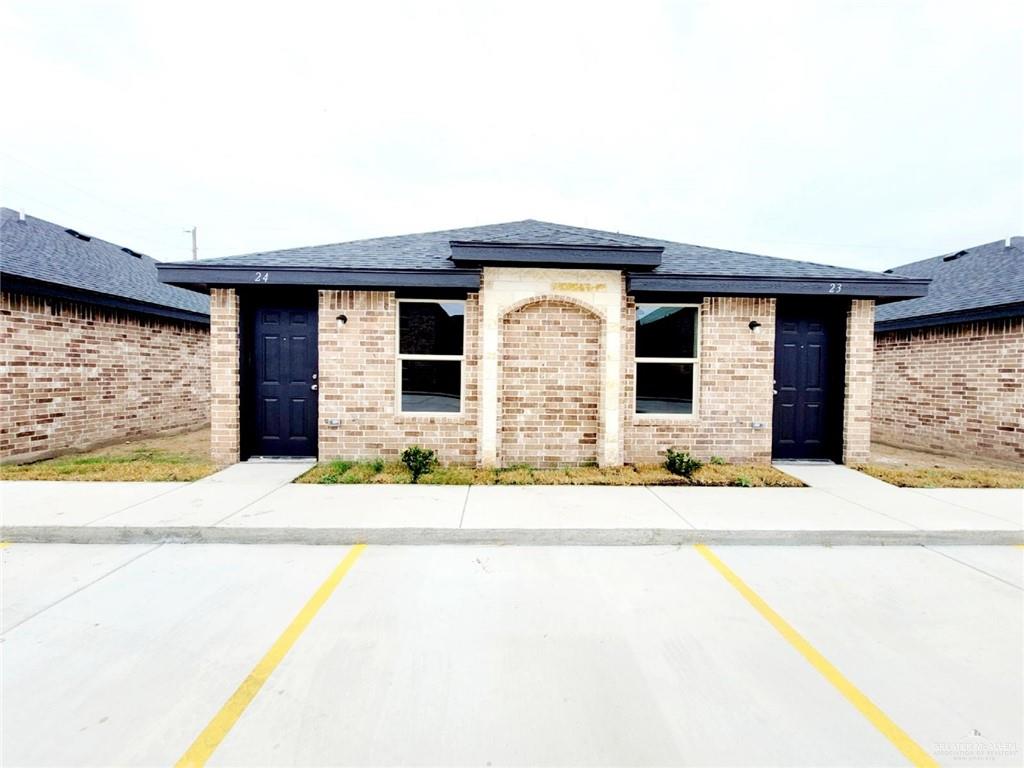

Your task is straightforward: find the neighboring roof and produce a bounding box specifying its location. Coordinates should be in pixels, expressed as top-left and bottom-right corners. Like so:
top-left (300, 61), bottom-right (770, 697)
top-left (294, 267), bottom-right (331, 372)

top-left (158, 219), bottom-right (927, 300)
top-left (874, 236), bottom-right (1024, 331)
top-left (1, 208), bottom-right (209, 322)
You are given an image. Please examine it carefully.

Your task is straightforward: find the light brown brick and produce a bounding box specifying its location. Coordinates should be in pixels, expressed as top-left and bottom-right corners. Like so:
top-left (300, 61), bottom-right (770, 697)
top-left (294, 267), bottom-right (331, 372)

top-left (0, 291), bottom-right (209, 462)
top-left (873, 317), bottom-right (1023, 462)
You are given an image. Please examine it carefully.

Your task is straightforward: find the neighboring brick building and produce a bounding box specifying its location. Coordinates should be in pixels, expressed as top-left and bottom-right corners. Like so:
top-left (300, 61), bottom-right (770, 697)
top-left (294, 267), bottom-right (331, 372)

top-left (0, 208), bottom-right (210, 462)
top-left (874, 237), bottom-right (1024, 463)
top-left (158, 220), bottom-right (926, 467)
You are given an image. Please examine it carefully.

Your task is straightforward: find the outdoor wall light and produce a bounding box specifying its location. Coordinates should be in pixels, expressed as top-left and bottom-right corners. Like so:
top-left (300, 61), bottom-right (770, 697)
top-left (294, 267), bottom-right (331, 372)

top-left (336, 314), bottom-right (348, 327)
top-left (748, 320), bottom-right (762, 333)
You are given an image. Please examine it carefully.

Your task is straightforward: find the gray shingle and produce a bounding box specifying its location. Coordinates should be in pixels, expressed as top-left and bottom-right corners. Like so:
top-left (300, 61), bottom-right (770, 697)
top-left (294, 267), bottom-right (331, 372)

top-left (874, 237), bottom-right (1024, 324)
top-left (0, 208), bottom-right (209, 316)
top-left (187, 218), bottom-right (906, 282)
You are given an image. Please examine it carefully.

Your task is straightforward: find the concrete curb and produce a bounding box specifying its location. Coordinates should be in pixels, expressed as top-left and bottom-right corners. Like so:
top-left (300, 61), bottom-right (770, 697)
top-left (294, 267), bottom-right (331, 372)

top-left (3, 526), bottom-right (1022, 546)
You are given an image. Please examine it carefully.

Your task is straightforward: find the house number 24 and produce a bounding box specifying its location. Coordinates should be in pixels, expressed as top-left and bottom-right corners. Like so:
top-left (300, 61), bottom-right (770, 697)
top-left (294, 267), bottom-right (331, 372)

top-left (253, 272), bottom-right (270, 283)
top-left (828, 283), bottom-right (842, 293)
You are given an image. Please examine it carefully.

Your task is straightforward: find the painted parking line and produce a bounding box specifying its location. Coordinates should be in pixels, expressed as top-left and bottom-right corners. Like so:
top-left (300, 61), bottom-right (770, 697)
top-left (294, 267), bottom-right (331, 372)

top-left (174, 543), bottom-right (366, 768)
top-left (694, 544), bottom-right (938, 768)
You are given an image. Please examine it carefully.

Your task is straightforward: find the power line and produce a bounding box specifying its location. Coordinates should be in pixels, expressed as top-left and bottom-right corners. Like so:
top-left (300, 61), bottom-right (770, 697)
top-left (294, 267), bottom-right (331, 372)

top-left (0, 151), bottom-right (189, 240)
top-left (1, 184), bottom-right (172, 254)
top-left (744, 237), bottom-right (944, 253)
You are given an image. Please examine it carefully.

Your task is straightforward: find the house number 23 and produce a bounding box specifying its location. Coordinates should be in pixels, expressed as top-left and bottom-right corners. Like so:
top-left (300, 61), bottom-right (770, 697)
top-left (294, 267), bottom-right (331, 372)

top-left (253, 272), bottom-right (270, 283)
top-left (828, 283), bottom-right (842, 293)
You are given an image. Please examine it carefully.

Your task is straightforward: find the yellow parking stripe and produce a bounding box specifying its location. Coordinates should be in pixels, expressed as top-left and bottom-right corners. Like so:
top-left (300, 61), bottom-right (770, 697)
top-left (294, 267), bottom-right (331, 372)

top-left (0, 542), bottom-right (10, 549)
top-left (694, 544), bottom-right (938, 768)
top-left (175, 544), bottom-right (366, 768)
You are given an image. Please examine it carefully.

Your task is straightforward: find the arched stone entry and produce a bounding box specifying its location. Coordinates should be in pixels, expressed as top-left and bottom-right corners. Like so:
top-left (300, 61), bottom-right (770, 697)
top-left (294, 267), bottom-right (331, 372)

top-left (498, 298), bottom-right (603, 467)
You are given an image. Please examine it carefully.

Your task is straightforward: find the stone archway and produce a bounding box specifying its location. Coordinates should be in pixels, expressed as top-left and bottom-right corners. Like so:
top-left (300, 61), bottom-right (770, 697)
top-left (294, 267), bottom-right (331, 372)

top-left (498, 298), bottom-right (603, 468)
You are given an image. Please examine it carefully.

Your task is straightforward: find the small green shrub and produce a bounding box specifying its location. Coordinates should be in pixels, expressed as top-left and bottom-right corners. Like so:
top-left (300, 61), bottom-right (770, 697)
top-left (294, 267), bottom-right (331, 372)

top-left (401, 445), bottom-right (437, 483)
top-left (732, 475), bottom-right (752, 487)
top-left (370, 458), bottom-right (385, 473)
top-left (709, 455), bottom-right (727, 466)
top-left (664, 448), bottom-right (703, 478)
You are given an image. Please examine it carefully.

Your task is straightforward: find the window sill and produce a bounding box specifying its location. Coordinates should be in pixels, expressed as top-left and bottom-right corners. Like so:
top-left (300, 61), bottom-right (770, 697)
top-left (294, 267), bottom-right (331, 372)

top-left (396, 412), bottom-right (468, 421)
top-left (633, 413), bottom-right (699, 425)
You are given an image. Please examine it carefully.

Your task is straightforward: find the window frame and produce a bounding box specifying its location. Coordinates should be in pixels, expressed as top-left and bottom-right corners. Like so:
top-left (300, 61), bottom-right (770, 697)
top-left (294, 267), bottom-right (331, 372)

top-left (634, 302), bottom-right (701, 419)
top-left (395, 297), bottom-right (466, 417)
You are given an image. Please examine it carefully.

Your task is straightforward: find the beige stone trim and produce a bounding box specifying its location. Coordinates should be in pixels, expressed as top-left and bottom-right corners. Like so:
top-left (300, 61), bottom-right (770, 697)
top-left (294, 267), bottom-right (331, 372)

top-left (480, 267), bottom-right (623, 467)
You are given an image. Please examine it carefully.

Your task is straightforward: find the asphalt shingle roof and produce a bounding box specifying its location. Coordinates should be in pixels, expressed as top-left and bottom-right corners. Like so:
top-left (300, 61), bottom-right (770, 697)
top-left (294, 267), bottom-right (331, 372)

top-left (874, 237), bottom-right (1024, 325)
top-left (187, 219), bottom-right (905, 282)
top-left (0, 208), bottom-right (209, 317)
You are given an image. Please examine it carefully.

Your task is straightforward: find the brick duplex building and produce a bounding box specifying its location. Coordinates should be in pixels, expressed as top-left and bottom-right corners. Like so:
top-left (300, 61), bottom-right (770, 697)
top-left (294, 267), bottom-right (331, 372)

top-left (1, 208), bottom-right (210, 462)
top-left (874, 237), bottom-right (1024, 463)
top-left (158, 220), bottom-right (927, 468)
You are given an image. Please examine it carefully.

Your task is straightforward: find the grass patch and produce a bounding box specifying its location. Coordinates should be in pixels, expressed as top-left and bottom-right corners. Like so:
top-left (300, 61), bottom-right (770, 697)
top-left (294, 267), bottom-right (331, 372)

top-left (296, 460), bottom-right (803, 487)
top-left (855, 465), bottom-right (1024, 489)
top-left (0, 447), bottom-right (216, 482)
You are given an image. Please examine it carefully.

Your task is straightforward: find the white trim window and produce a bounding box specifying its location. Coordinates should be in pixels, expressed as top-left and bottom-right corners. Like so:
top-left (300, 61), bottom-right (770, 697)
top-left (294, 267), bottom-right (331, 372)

top-left (634, 303), bottom-right (700, 416)
top-left (397, 299), bottom-right (465, 414)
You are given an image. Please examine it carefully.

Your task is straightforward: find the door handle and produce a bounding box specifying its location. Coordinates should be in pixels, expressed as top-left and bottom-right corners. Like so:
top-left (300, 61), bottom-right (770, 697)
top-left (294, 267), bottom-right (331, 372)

top-left (310, 384), bottom-right (318, 391)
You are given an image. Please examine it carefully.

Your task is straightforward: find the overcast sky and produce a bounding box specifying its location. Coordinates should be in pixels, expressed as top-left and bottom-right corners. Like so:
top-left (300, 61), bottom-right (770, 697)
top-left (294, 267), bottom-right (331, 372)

top-left (1, 1), bottom-right (1021, 270)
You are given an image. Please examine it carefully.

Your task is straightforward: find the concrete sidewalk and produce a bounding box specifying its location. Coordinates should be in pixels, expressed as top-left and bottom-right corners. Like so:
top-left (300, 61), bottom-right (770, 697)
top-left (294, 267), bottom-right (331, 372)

top-left (1, 461), bottom-right (1021, 546)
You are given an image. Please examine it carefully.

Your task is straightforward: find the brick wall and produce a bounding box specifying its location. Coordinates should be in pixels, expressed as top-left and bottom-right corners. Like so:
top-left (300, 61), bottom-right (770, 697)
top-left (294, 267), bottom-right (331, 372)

top-left (0, 290), bottom-right (209, 462)
top-left (622, 296), bottom-right (776, 464)
top-left (499, 299), bottom-right (602, 467)
top-left (318, 290), bottom-right (480, 463)
top-left (873, 317), bottom-right (1024, 462)
top-left (842, 299), bottom-right (874, 463)
top-left (209, 288), bottom-right (240, 465)
top-left (203, 283), bottom-right (878, 468)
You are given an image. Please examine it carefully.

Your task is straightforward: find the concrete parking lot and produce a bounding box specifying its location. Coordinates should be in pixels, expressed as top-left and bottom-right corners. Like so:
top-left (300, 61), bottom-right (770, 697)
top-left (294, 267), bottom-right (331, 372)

top-left (2, 542), bottom-right (1022, 767)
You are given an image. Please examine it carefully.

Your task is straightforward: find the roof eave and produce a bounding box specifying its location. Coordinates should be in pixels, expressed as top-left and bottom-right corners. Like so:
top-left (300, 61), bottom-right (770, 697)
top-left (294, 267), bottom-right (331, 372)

top-left (156, 264), bottom-right (482, 292)
top-left (875, 301), bottom-right (1024, 332)
top-left (626, 273), bottom-right (930, 300)
top-left (448, 241), bottom-right (663, 269)
top-left (1, 273), bottom-right (210, 325)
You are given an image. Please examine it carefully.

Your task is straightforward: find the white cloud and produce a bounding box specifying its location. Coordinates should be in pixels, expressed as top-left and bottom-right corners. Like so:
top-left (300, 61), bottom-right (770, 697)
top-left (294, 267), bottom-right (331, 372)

top-left (1, 0), bottom-right (1021, 269)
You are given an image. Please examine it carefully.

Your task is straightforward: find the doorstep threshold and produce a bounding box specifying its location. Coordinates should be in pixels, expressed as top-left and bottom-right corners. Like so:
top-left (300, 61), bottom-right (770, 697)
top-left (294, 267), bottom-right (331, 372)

top-left (245, 456), bottom-right (316, 463)
top-left (773, 459), bottom-right (837, 465)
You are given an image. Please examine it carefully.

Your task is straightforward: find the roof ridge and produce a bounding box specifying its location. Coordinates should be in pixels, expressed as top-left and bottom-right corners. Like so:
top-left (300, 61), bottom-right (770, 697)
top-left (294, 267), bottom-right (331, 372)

top-left (669, 239), bottom-right (905, 280)
top-left (193, 218), bottom-right (904, 280)
top-left (203, 219), bottom-right (550, 263)
top-left (520, 219), bottom-right (901, 280)
top-left (525, 220), bottom-right (646, 246)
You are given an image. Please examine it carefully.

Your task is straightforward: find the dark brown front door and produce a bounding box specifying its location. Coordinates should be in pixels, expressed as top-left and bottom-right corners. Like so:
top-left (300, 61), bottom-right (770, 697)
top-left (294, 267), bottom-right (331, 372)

top-left (772, 300), bottom-right (846, 460)
top-left (245, 302), bottom-right (318, 457)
